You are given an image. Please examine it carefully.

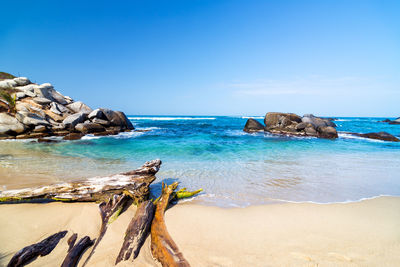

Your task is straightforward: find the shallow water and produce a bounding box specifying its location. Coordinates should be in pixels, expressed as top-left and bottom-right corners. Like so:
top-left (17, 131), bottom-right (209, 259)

top-left (1, 116), bottom-right (399, 207)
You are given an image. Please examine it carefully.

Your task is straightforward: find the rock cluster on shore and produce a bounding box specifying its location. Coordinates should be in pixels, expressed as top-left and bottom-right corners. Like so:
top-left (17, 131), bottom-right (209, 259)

top-left (0, 73), bottom-right (134, 140)
top-left (244, 112), bottom-right (338, 139)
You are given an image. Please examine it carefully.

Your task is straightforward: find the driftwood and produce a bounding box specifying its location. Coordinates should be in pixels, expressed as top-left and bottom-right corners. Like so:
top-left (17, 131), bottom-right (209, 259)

top-left (116, 200), bottom-right (155, 264)
top-left (151, 182), bottom-right (191, 267)
top-left (67, 233), bottom-right (78, 252)
top-left (0, 159), bottom-right (161, 203)
top-left (7, 230), bottom-right (67, 267)
top-left (82, 193), bottom-right (131, 266)
top-left (61, 236), bottom-right (94, 267)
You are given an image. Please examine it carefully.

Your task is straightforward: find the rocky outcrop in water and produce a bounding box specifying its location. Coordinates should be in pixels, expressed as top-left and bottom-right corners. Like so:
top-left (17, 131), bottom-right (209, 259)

top-left (0, 73), bottom-right (134, 140)
top-left (243, 118), bottom-right (265, 132)
top-left (350, 131), bottom-right (399, 142)
top-left (379, 117), bottom-right (400, 125)
top-left (243, 112), bottom-right (338, 139)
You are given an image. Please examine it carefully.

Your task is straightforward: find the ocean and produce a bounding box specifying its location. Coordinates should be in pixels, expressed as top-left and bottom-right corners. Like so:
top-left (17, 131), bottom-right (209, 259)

top-left (1, 116), bottom-right (399, 207)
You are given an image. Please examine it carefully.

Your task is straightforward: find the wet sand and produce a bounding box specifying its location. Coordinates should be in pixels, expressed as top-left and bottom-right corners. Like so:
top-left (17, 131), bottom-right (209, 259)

top-left (0, 196), bottom-right (399, 266)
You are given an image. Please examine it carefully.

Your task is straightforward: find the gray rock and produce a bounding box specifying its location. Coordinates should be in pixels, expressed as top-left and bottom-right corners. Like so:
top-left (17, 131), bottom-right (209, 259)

top-left (16, 112), bottom-right (50, 127)
top-left (264, 112), bottom-right (302, 130)
top-left (115, 111), bottom-right (134, 130)
top-left (305, 126), bottom-right (318, 136)
top-left (0, 79), bottom-right (17, 89)
top-left (16, 92), bottom-right (26, 100)
top-left (34, 83), bottom-right (68, 105)
top-left (295, 122), bottom-right (310, 131)
top-left (243, 118), bottom-right (265, 132)
top-left (67, 101), bottom-right (92, 114)
top-left (50, 102), bottom-right (69, 116)
top-left (75, 122), bottom-right (106, 134)
top-left (352, 132), bottom-right (399, 142)
top-left (33, 125), bottom-right (47, 133)
top-left (13, 77), bottom-right (31, 86)
top-left (0, 113), bottom-right (26, 135)
top-left (16, 102), bottom-right (30, 112)
top-left (62, 112), bottom-right (87, 129)
top-left (33, 97), bottom-right (52, 105)
top-left (100, 108), bottom-right (123, 126)
top-left (317, 126), bottom-right (338, 139)
top-left (302, 114), bottom-right (336, 128)
top-left (88, 108), bottom-right (104, 120)
top-left (91, 118), bottom-right (110, 126)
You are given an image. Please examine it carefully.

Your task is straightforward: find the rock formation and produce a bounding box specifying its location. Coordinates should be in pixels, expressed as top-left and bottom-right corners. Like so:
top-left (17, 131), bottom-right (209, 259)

top-left (0, 73), bottom-right (134, 140)
top-left (350, 131), bottom-right (399, 142)
top-left (244, 112), bottom-right (338, 139)
top-left (379, 117), bottom-right (400, 125)
top-left (243, 118), bottom-right (265, 132)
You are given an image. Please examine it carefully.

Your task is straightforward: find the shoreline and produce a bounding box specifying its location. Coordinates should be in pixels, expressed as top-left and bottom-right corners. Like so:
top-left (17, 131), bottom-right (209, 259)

top-left (1, 196), bottom-right (399, 266)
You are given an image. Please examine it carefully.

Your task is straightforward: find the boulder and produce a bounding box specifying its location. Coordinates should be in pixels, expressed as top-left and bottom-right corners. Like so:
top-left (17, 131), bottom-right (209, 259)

top-left (15, 92), bottom-right (26, 100)
top-left (63, 132), bottom-right (84, 140)
top-left (264, 112), bottom-right (302, 129)
top-left (88, 108), bottom-right (104, 120)
top-left (295, 122), bottom-right (310, 131)
top-left (0, 79), bottom-right (17, 89)
top-left (67, 101), bottom-right (92, 114)
top-left (33, 125), bottom-right (47, 133)
top-left (304, 126), bottom-right (318, 136)
top-left (62, 112), bottom-right (87, 129)
top-left (100, 108), bottom-right (124, 126)
top-left (302, 114), bottom-right (336, 128)
top-left (354, 132), bottom-right (399, 142)
top-left (34, 83), bottom-right (68, 105)
top-left (0, 113), bottom-right (26, 135)
top-left (91, 118), bottom-right (110, 126)
top-left (115, 111), bottom-right (134, 130)
top-left (243, 118), bottom-right (265, 132)
top-left (15, 112), bottom-right (50, 127)
top-left (33, 97), bottom-right (52, 105)
top-left (75, 122), bottom-right (106, 134)
top-left (13, 77), bottom-right (30, 86)
top-left (317, 126), bottom-right (338, 139)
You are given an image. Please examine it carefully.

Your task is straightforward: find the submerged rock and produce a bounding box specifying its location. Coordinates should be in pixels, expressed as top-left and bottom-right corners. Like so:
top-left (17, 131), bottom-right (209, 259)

top-left (352, 132), bottom-right (399, 142)
top-left (243, 118), bottom-right (265, 132)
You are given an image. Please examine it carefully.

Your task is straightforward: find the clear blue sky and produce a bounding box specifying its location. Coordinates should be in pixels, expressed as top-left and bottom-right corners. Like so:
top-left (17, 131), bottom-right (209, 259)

top-left (1, 0), bottom-right (399, 116)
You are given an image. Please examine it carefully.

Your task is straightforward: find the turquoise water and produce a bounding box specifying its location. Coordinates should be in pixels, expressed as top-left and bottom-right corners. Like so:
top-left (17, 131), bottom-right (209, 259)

top-left (1, 116), bottom-right (400, 207)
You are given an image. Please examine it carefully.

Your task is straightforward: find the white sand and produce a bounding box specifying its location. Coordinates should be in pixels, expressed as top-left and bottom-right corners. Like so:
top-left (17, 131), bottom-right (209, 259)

top-left (0, 196), bottom-right (399, 266)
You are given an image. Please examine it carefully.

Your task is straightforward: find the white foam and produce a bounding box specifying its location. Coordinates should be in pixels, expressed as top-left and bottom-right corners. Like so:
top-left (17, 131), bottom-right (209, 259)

top-left (241, 116), bottom-right (264, 119)
top-left (128, 117), bottom-right (216, 121)
top-left (338, 133), bottom-right (385, 143)
top-left (269, 194), bottom-right (396, 205)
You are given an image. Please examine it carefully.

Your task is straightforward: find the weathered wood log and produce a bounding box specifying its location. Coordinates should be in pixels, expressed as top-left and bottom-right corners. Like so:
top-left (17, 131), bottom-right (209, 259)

top-left (61, 236), bottom-right (94, 267)
top-left (151, 182), bottom-right (191, 267)
top-left (67, 233), bottom-right (78, 252)
top-left (115, 200), bottom-right (155, 264)
top-left (0, 159), bottom-right (161, 204)
top-left (82, 193), bottom-right (131, 266)
top-left (7, 230), bottom-right (67, 267)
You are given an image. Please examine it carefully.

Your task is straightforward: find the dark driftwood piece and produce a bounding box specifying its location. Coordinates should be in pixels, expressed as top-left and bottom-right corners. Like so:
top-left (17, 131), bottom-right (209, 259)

top-left (61, 236), bottom-right (94, 267)
top-left (82, 193), bottom-right (131, 266)
top-left (7, 230), bottom-right (67, 267)
top-left (0, 159), bottom-right (162, 204)
top-left (151, 182), bottom-right (191, 267)
top-left (115, 200), bottom-right (155, 264)
top-left (67, 233), bottom-right (78, 252)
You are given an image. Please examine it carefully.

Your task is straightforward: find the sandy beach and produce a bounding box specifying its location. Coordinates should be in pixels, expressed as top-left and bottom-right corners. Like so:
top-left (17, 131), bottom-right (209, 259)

top-left (0, 196), bottom-right (399, 266)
